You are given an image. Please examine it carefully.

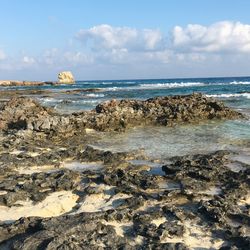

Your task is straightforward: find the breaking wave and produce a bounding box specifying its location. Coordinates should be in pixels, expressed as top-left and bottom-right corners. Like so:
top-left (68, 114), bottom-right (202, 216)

top-left (206, 93), bottom-right (250, 99)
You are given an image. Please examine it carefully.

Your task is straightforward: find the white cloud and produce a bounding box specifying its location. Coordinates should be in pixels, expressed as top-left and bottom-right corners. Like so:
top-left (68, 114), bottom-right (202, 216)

top-left (2, 21), bottom-right (250, 80)
top-left (76, 24), bottom-right (164, 52)
top-left (23, 56), bottom-right (35, 64)
top-left (172, 21), bottom-right (250, 53)
top-left (63, 51), bottom-right (94, 65)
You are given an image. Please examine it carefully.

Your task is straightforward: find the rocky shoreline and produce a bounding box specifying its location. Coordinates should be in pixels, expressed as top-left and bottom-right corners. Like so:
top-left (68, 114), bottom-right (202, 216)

top-left (0, 94), bottom-right (249, 249)
top-left (0, 80), bottom-right (56, 86)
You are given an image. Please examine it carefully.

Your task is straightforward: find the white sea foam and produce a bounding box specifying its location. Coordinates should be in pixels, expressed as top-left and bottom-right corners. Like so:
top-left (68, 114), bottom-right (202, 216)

top-left (206, 93), bottom-right (250, 99)
top-left (101, 82), bottom-right (113, 85)
top-left (85, 93), bottom-right (105, 98)
top-left (139, 82), bottom-right (205, 89)
top-left (106, 87), bottom-right (120, 91)
top-left (41, 97), bottom-right (61, 103)
top-left (105, 82), bottom-right (205, 91)
top-left (229, 81), bottom-right (250, 85)
top-left (102, 81), bottom-right (136, 85)
top-left (80, 100), bottom-right (102, 104)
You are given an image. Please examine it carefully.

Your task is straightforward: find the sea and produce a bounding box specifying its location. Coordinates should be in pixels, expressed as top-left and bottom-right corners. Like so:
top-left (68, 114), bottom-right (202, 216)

top-left (3, 76), bottom-right (250, 160)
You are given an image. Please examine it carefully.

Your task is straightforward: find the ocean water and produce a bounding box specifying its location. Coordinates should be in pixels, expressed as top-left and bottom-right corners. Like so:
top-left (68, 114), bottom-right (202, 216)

top-left (3, 76), bottom-right (250, 113)
top-left (2, 76), bottom-right (250, 158)
top-left (48, 77), bottom-right (250, 113)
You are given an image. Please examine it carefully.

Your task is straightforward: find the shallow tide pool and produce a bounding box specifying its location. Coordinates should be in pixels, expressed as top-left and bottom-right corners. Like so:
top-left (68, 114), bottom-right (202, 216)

top-left (92, 119), bottom-right (250, 159)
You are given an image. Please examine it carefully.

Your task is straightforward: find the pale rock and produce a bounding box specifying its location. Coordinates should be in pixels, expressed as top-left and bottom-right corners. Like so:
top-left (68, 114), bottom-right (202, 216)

top-left (58, 71), bottom-right (75, 84)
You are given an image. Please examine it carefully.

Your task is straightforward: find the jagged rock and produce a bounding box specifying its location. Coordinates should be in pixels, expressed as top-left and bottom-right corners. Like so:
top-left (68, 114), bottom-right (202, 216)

top-left (0, 170), bottom-right (81, 206)
top-left (0, 94), bottom-right (248, 249)
top-left (57, 71), bottom-right (75, 84)
top-left (0, 80), bottom-right (54, 86)
top-left (0, 94), bottom-right (243, 134)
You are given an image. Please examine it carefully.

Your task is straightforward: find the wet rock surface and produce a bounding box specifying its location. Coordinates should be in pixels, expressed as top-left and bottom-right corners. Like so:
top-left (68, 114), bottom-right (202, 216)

top-left (0, 94), bottom-right (249, 249)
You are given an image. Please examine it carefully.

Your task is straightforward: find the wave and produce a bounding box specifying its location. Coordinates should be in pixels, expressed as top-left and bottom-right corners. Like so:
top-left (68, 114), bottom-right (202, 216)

top-left (105, 82), bottom-right (205, 91)
top-left (206, 93), bottom-right (250, 99)
top-left (85, 93), bottom-right (105, 98)
top-left (229, 81), bottom-right (250, 85)
top-left (139, 82), bottom-right (205, 89)
top-left (78, 81), bottom-right (136, 85)
top-left (40, 98), bottom-right (62, 103)
top-left (79, 100), bottom-right (101, 104)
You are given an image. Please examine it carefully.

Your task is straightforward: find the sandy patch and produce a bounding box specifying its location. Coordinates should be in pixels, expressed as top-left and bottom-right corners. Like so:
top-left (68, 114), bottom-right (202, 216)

top-left (0, 191), bottom-right (79, 222)
top-left (102, 220), bottom-right (143, 245)
top-left (9, 150), bottom-right (24, 155)
top-left (0, 190), bottom-right (8, 195)
top-left (74, 184), bottom-right (131, 213)
top-left (102, 220), bottom-right (133, 237)
top-left (238, 192), bottom-right (250, 207)
top-left (27, 152), bottom-right (40, 157)
top-left (151, 217), bottom-right (167, 227)
top-left (85, 128), bottom-right (96, 134)
top-left (17, 165), bottom-right (57, 174)
top-left (17, 161), bottom-right (103, 175)
top-left (161, 220), bottom-right (225, 249)
top-left (198, 186), bottom-right (222, 196)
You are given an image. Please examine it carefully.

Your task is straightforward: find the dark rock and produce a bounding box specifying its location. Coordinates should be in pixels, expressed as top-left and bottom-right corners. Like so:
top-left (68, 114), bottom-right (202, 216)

top-left (0, 93), bottom-right (243, 134)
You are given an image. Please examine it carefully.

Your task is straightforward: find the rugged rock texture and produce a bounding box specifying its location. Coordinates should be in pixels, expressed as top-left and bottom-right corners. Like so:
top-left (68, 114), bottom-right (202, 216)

top-left (0, 149), bottom-right (249, 249)
top-left (0, 80), bottom-right (54, 86)
top-left (0, 97), bottom-right (73, 134)
top-left (0, 94), bottom-right (248, 249)
top-left (0, 93), bottom-right (243, 134)
top-left (58, 71), bottom-right (75, 84)
top-left (89, 93), bottom-right (242, 131)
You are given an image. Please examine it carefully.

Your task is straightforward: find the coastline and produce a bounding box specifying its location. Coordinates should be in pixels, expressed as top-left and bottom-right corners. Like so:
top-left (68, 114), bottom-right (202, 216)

top-left (0, 80), bottom-right (57, 86)
top-left (0, 93), bottom-right (249, 249)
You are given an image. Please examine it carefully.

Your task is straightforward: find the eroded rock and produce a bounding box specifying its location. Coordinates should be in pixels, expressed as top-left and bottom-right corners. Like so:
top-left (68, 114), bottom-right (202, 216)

top-left (58, 71), bottom-right (75, 84)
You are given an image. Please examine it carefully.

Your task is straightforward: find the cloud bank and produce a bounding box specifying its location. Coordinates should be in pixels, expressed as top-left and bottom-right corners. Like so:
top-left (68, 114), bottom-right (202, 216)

top-left (76, 24), bottom-right (164, 51)
top-left (1, 21), bottom-right (250, 80)
top-left (173, 21), bottom-right (250, 53)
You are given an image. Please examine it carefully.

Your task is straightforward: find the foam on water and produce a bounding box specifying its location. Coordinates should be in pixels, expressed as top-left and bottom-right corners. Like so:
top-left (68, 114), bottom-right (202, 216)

top-left (16, 76), bottom-right (247, 113)
top-left (207, 93), bottom-right (250, 99)
top-left (84, 93), bottom-right (105, 98)
top-left (139, 82), bottom-right (205, 89)
top-left (229, 81), bottom-right (250, 85)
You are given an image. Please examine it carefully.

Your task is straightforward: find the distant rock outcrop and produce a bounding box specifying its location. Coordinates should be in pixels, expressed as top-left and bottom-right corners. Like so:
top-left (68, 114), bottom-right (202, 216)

top-left (58, 71), bottom-right (75, 84)
top-left (0, 80), bottom-right (55, 86)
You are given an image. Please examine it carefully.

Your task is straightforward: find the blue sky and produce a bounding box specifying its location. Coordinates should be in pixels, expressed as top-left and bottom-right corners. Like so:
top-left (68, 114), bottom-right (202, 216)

top-left (1, 0), bottom-right (250, 80)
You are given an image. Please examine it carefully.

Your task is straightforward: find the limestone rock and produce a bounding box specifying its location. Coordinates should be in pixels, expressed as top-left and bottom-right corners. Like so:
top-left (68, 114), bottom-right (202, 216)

top-left (58, 71), bottom-right (75, 84)
top-left (0, 80), bottom-right (54, 86)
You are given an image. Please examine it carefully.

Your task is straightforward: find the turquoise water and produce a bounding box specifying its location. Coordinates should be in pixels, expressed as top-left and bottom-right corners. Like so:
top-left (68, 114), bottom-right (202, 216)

top-left (92, 119), bottom-right (250, 159)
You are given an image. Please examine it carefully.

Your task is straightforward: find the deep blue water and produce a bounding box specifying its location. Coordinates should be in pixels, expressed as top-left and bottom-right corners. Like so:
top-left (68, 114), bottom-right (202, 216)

top-left (2, 76), bottom-right (250, 112)
top-left (46, 76), bottom-right (250, 112)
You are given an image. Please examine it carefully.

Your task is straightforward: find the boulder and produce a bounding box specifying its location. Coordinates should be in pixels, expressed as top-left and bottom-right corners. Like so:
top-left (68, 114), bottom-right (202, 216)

top-left (58, 71), bottom-right (75, 84)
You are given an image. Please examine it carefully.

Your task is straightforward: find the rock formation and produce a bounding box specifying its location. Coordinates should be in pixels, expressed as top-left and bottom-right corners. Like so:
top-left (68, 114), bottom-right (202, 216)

top-left (57, 71), bottom-right (75, 84)
top-left (0, 93), bottom-right (243, 134)
top-left (0, 80), bottom-right (54, 86)
top-left (0, 94), bottom-right (248, 249)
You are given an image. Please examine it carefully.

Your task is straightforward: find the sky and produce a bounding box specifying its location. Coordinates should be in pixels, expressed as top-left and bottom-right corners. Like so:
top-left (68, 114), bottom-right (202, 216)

top-left (1, 0), bottom-right (250, 80)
